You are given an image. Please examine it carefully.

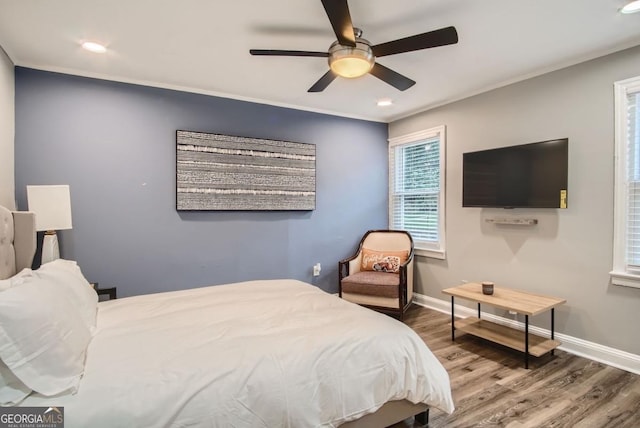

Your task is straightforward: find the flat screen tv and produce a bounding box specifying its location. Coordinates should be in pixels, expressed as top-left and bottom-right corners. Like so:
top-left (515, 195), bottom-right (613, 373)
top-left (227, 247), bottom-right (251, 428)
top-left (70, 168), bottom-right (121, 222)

top-left (462, 138), bottom-right (568, 208)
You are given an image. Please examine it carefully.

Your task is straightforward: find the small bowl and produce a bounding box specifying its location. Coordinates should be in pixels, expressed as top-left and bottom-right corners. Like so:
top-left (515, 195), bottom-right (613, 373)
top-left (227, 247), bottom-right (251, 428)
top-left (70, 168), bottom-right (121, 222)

top-left (482, 281), bottom-right (494, 295)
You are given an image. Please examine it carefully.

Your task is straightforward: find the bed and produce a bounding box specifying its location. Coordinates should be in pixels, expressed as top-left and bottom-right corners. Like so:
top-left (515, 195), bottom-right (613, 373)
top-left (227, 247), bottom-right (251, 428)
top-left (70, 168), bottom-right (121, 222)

top-left (0, 205), bottom-right (454, 427)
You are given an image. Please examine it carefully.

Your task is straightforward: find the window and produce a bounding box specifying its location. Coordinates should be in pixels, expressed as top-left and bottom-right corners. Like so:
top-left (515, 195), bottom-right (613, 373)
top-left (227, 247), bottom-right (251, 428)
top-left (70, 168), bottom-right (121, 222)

top-left (389, 126), bottom-right (445, 259)
top-left (611, 76), bottom-right (640, 288)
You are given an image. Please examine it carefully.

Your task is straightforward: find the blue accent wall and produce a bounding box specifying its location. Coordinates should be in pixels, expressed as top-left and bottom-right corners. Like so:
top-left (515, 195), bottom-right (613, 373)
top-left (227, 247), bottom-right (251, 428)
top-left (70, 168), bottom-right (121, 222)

top-left (14, 68), bottom-right (388, 296)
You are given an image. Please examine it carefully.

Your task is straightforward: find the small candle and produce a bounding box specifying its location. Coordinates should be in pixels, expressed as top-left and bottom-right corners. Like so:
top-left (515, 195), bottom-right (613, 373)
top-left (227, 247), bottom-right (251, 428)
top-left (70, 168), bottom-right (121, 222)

top-left (482, 281), bottom-right (494, 295)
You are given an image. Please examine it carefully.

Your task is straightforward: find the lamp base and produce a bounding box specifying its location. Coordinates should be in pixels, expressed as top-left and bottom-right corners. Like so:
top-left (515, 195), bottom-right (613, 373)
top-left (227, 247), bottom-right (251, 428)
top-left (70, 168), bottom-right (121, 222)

top-left (41, 231), bottom-right (60, 264)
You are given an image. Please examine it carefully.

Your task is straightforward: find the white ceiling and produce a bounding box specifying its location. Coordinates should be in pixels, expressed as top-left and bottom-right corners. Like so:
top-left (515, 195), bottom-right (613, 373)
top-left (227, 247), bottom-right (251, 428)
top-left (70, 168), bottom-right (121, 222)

top-left (1, 0), bottom-right (639, 123)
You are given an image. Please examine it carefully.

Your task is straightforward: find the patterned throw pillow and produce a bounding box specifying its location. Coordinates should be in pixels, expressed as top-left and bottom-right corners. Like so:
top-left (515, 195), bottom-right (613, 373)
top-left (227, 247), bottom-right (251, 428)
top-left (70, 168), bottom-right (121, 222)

top-left (360, 248), bottom-right (409, 273)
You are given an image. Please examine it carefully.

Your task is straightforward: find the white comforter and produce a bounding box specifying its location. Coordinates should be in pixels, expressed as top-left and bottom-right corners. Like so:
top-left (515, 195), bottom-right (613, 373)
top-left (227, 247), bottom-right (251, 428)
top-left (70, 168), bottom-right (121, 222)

top-left (22, 279), bottom-right (453, 427)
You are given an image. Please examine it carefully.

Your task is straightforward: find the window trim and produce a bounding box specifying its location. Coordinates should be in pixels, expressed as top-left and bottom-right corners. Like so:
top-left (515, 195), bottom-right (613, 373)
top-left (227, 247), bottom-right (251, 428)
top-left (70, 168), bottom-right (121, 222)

top-left (611, 76), bottom-right (640, 289)
top-left (388, 125), bottom-right (446, 260)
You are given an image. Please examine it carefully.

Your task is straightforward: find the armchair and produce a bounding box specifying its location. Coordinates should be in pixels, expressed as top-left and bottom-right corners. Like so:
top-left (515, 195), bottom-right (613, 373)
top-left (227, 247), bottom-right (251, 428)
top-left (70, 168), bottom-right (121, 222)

top-left (339, 230), bottom-right (414, 320)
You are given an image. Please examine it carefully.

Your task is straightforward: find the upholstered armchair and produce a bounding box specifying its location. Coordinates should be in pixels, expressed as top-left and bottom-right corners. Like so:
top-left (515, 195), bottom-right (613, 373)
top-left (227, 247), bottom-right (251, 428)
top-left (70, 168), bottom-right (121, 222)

top-left (339, 230), bottom-right (414, 320)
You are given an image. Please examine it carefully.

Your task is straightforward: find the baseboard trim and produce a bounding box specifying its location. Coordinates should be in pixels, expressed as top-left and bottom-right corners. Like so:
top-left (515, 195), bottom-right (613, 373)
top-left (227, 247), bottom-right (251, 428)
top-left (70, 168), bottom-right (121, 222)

top-left (413, 293), bottom-right (640, 375)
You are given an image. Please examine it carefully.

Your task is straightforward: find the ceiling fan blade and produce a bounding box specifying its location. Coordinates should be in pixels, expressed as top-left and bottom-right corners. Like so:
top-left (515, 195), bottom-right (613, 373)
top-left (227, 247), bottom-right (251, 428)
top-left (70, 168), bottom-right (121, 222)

top-left (321, 0), bottom-right (356, 47)
top-left (308, 70), bottom-right (337, 92)
top-left (372, 26), bottom-right (458, 58)
top-left (250, 49), bottom-right (329, 57)
top-left (369, 63), bottom-right (416, 91)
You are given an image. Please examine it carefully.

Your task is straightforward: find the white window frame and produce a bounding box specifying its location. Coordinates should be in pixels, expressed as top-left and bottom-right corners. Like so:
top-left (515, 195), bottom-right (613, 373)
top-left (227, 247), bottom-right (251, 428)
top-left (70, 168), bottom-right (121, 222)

top-left (388, 125), bottom-right (446, 259)
top-left (611, 75), bottom-right (640, 289)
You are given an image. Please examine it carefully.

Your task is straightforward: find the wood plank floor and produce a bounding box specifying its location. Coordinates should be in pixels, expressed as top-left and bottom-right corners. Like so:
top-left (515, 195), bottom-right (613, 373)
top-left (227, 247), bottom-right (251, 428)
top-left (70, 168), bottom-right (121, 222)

top-left (390, 305), bottom-right (640, 428)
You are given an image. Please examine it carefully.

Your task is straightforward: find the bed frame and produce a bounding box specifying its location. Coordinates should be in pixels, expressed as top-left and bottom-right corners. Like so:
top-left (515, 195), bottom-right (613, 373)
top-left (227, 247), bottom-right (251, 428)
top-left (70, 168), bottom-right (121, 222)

top-left (0, 205), bottom-right (429, 426)
top-left (0, 205), bottom-right (36, 280)
top-left (341, 401), bottom-right (428, 427)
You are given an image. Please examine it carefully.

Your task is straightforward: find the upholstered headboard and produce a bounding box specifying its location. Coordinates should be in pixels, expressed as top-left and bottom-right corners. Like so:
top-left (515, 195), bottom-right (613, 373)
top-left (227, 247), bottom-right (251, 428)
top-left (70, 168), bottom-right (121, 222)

top-left (0, 205), bottom-right (37, 280)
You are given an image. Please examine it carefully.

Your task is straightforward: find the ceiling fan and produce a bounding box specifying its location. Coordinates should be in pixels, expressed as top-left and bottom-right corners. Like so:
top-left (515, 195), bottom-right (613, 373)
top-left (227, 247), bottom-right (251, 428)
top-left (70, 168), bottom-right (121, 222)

top-left (249, 0), bottom-right (458, 93)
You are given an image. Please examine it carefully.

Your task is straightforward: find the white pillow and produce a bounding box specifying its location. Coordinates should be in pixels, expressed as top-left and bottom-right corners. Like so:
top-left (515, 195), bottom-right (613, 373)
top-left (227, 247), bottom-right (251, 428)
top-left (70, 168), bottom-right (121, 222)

top-left (34, 259), bottom-right (98, 330)
top-left (0, 268), bottom-right (34, 291)
top-left (0, 359), bottom-right (31, 405)
top-left (0, 268), bottom-right (36, 405)
top-left (0, 278), bottom-right (92, 396)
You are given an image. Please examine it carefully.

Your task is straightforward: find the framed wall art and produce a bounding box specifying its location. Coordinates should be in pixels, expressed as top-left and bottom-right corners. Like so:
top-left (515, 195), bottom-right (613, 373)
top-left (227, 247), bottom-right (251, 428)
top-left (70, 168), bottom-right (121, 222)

top-left (176, 130), bottom-right (316, 211)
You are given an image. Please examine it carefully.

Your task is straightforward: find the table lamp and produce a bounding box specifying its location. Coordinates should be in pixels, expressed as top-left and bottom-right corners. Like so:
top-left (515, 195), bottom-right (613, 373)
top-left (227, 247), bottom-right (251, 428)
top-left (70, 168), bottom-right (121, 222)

top-left (26, 185), bottom-right (73, 264)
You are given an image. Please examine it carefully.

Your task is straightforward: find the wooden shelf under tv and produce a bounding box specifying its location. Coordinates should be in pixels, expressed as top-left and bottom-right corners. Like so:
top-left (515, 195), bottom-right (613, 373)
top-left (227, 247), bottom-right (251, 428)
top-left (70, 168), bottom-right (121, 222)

top-left (453, 317), bottom-right (560, 357)
top-left (442, 282), bottom-right (566, 368)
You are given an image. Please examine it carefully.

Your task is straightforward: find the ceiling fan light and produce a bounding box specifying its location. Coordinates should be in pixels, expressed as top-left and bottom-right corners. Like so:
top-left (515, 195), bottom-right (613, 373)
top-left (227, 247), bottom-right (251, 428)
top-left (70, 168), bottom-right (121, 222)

top-left (330, 56), bottom-right (373, 78)
top-left (328, 41), bottom-right (374, 78)
top-left (621, 0), bottom-right (640, 13)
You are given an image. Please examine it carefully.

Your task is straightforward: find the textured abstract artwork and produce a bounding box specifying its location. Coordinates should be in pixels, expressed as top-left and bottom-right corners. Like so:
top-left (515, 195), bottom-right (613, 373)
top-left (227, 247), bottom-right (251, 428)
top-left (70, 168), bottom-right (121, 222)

top-left (176, 130), bottom-right (316, 210)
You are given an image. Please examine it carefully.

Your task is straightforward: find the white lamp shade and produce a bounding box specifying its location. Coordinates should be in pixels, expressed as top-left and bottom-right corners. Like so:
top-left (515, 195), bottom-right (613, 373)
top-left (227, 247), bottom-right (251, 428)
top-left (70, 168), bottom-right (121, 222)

top-left (27, 185), bottom-right (73, 231)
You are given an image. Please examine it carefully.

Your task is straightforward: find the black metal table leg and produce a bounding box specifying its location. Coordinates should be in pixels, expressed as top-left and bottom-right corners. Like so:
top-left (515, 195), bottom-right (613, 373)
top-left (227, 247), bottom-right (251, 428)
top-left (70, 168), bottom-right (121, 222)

top-left (451, 296), bottom-right (455, 341)
top-left (551, 308), bottom-right (555, 356)
top-left (477, 302), bottom-right (481, 318)
top-left (525, 315), bottom-right (529, 369)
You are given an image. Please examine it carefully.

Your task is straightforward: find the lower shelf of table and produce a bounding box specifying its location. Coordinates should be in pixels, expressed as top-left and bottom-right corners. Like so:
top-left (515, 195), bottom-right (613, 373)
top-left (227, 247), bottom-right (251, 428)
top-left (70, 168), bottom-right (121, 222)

top-left (454, 317), bottom-right (561, 357)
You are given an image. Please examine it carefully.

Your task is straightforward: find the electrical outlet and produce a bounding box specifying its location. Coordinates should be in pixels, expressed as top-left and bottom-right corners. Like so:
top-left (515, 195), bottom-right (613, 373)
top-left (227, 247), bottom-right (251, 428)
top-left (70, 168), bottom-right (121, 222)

top-left (313, 263), bottom-right (321, 277)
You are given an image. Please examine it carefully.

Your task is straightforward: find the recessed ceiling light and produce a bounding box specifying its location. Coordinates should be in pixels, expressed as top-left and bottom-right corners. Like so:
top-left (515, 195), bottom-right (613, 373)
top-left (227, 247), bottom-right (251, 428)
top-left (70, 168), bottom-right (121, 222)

top-left (377, 98), bottom-right (393, 107)
top-left (621, 0), bottom-right (640, 14)
top-left (81, 41), bottom-right (107, 53)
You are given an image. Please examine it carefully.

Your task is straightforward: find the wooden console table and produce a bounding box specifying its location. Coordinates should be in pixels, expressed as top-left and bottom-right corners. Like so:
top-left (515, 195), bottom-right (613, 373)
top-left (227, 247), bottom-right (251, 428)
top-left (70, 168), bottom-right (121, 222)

top-left (442, 282), bottom-right (566, 369)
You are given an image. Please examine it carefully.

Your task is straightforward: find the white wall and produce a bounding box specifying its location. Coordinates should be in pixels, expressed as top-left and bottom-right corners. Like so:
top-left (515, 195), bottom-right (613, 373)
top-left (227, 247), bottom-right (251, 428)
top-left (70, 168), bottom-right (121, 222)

top-left (0, 46), bottom-right (14, 209)
top-left (390, 45), bottom-right (640, 355)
